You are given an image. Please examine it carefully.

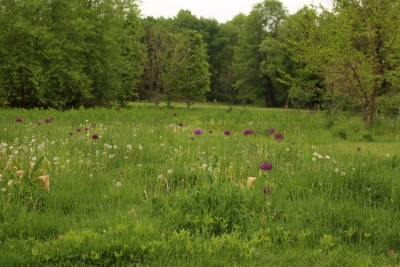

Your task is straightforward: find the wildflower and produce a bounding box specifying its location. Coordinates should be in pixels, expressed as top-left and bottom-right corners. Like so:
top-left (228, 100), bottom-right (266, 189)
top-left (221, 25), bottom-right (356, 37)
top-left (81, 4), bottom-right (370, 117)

top-left (44, 118), bottom-right (51, 123)
top-left (138, 144), bottom-right (142, 150)
top-left (286, 148), bottom-right (290, 151)
top-left (268, 128), bottom-right (276, 134)
top-left (274, 133), bottom-right (284, 142)
top-left (262, 187), bottom-right (271, 196)
top-left (194, 128), bottom-right (203, 135)
top-left (326, 156), bottom-right (330, 160)
top-left (92, 134), bottom-right (99, 139)
top-left (318, 155), bottom-right (323, 159)
top-left (312, 145), bottom-right (316, 149)
top-left (85, 127), bottom-right (89, 131)
top-left (291, 142), bottom-right (296, 145)
top-left (158, 174), bottom-right (163, 179)
top-left (341, 172), bottom-right (346, 176)
top-left (127, 145), bottom-right (132, 149)
top-left (179, 122), bottom-right (183, 127)
top-left (167, 169), bottom-right (173, 174)
top-left (334, 168), bottom-right (339, 172)
top-left (386, 154), bottom-right (390, 157)
top-left (202, 164), bottom-right (207, 169)
top-left (173, 113), bottom-right (177, 116)
top-left (243, 129), bottom-right (253, 135)
top-left (69, 132), bottom-right (73, 136)
top-left (32, 157), bottom-right (36, 162)
top-left (357, 147), bottom-right (361, 151)
top-left (37, 122), bottom-right (42, 125)
top-left (313, 152), bottom-right (318, 156)
top-left (77, 128), bottom-right (81, 132)
top-left (16, 117), bottom-right (22, 123)
top-left (116, 182), bottom-right (121, 186)
top-left (1, 188), bottom-right (5, 192)
top-left (312, 157), bottom-right (316, 161)
top-left (208, 130), bottom-right (213, 133)
top-left (92, 123), bottom-right (96, 127)
top-left (260, 162), bottom-right (273, 170)
top-left (190, 137), bottom-right (194, 140)
top-left (116, 107), bottom-right (120, 111)
top-left (224, 130), bottom-right (231, 135)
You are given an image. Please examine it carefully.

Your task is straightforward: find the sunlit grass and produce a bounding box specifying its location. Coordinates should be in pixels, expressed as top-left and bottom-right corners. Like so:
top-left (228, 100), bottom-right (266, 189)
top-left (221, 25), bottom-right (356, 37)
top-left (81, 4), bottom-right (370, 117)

top-left (0, 104), bottom-right (399, 266)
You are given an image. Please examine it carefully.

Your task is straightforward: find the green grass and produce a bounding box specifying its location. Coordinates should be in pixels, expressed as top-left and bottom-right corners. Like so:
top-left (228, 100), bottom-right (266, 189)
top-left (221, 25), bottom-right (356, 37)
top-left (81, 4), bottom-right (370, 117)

top-left (0, 103), bottom-right (399, 266)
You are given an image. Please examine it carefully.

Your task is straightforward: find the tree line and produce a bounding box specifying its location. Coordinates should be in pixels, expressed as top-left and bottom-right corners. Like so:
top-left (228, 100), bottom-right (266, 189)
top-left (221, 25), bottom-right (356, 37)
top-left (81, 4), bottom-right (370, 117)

top-left (1, 0), bottom-right (399, 123)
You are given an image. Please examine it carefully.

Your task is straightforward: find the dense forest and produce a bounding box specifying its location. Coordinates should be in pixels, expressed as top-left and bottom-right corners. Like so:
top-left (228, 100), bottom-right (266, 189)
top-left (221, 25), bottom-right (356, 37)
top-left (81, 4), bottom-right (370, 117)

top-left (1, 0), bottom-right (399, 123)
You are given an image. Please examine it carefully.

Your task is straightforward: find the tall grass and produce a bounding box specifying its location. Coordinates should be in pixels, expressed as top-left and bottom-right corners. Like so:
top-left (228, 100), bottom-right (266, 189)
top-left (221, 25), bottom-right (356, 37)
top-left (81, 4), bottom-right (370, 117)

top-left (0, 104), bottom-right (399, 266)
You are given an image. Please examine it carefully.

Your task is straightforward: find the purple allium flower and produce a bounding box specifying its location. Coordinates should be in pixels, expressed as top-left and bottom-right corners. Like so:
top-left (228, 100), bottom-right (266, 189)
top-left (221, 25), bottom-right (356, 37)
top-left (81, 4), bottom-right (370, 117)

top-left (179, 122), bottom-right (183, 127)
top-left (120, 172), bottom-right (124, 175)
top-left (190, 137), bottom-right (194, 140)
top-left (274, 133), bottom-right (284, 142)
top-left (69, 132), bottom-right (73, 136)
top-left (291, 142), bottom-right (296, 145)
top-left (268, 127), bottom-right (276, 134)
top-left (85, 127), bottom-right (89, 131)
top-left (260, 162), bottom-right (273, 170)
top-left (92, 123), bottom-right (96, 127)
top-left (77, 128), bottom-right (81, 132)
top-left (262, 187), bottom-right (271, 196)
top-left (243, 129), bottom-right (253, 136)
top-left (116, 107), bottom-right (120, 111)
top-left (209, 130), bottom-right (213, 133)
top-left (224, 130), bottom-right (231, 135)
top-left (173, 113), bottom-right (177, 116)
top-left (16, 117), bottom-right (22, 123)
top-left (92, 134), bottom-right (99, 139)
top-left (357, 147), bottom-right (361, 151)
top-left (44, 118), bottom-right (51, 123)
top-left (37, 122), bottom-right (42, 125)
top-left (194, 128), bottom-right (203, 135)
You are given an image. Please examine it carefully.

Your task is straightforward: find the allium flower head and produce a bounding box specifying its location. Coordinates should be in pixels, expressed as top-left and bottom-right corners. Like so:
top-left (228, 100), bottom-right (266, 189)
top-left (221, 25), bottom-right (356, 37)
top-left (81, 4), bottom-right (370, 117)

top-left (16, 117), bottom-right (22, 123)
top-left (37, 122), bottom-right (42, 125)
top-left (268, 127), bottom-right (276, 134)
top-left (194, 128), bottom-right (203, 135)
top-left (260, 162), bottom-right (273, 170)
top-left (116, 107), bottom-right (120, 111)
top-left (85, 127), bottom-right (89, 131)
top-left (44, 118), bottom-right (51, 123)
top-left (190, 137), bottom-right (194, 140)
top-left (92, 134), bottom-right (99, 139)
top-left (173, 113), bottom-right (177, 116)
top-left (243, 129), bottom-right (253, 136)
top-left (357, 147), bottom-right (361, 151)
top-left (179, 122), bottom-right (183, 127)
top-left (274, 133), bottom-right (284, 142)
top-left (291, 142), bottom-right (296, 145)
top-left (209, 130), bottom-right (213, 133)
top-left (224, 130), bottom-right (231, 135)
top-left (77, 128), bottom-right (81, 132)
top-left (69, 132), bottom-right (73, 136)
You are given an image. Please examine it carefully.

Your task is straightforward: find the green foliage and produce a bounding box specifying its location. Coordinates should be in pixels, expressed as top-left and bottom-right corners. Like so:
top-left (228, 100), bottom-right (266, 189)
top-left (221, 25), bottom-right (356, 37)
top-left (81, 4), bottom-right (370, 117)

top-left (0, 0), bottom-right (143, 108)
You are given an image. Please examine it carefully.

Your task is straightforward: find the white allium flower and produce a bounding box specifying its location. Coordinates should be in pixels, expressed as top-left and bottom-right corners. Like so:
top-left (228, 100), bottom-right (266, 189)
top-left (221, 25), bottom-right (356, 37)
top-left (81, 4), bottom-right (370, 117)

top-left (116, 182), bottom-right (121, 187)
top-left (113, 145), bottom-right (117, 149)
top-left (313, 152), bottom-right (319, 157)
top-left (158, 174), bottom-right (163, 179)
top-left (127, 145), bottom-right (132, 150)
top-left (167, 169), bottom-right (173, 174)
top-left (32, 157), bottom-right (36, 162)
top-left (325, 156), bottom-right (330, 160)
top-left (318, 155), bottom-right (323, 159)
top-left (341, 172), bottom-right (346, 176)
top-left (286, 148), bottom-right (290, 151)
top-left (312, 157), bottom-right (316, 161)
top-left (334, 168), bottom-right (339, 172)
top-left (202, 164), bottom-right (207, 169)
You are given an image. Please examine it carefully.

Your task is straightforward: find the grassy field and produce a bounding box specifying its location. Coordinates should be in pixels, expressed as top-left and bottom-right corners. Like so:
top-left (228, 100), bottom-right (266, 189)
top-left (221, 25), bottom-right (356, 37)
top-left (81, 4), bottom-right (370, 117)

top-left (0, 103), bottom-right (400, 266)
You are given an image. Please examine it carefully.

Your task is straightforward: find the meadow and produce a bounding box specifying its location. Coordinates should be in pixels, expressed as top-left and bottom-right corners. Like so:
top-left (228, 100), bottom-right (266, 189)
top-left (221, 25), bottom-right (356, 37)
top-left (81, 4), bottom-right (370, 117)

top-left (0, 103), bottom-right (400, 266)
